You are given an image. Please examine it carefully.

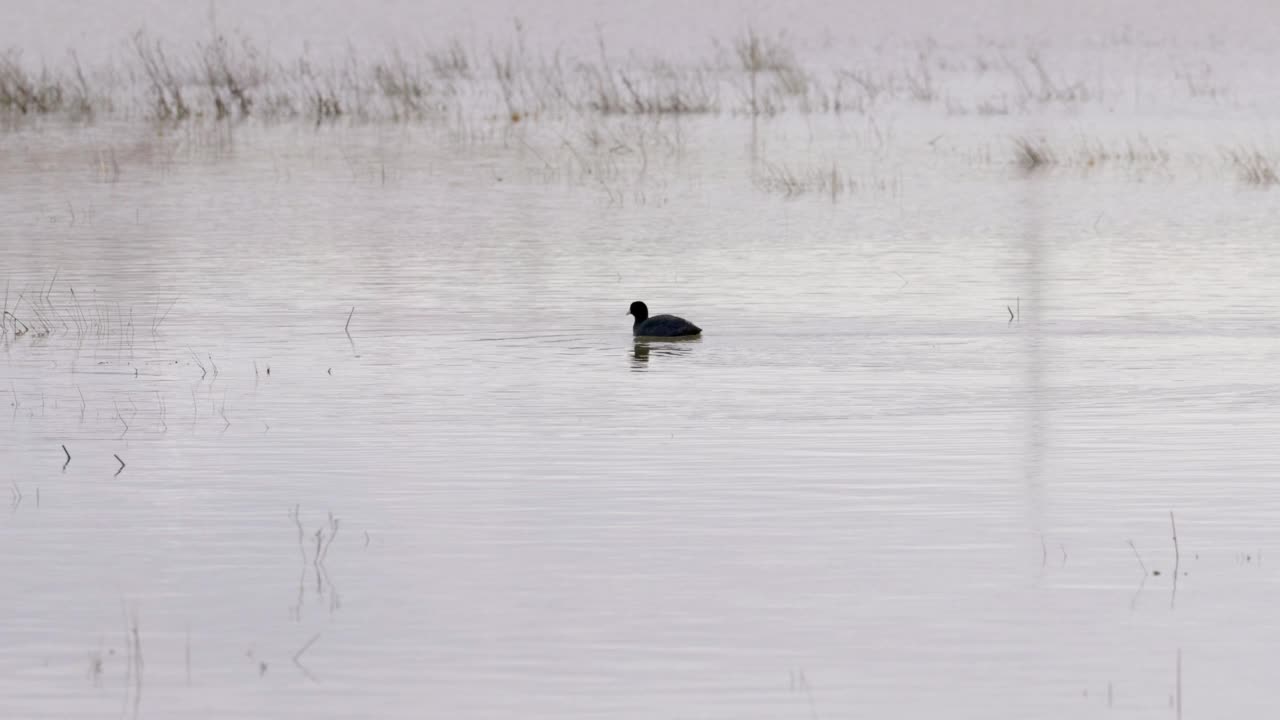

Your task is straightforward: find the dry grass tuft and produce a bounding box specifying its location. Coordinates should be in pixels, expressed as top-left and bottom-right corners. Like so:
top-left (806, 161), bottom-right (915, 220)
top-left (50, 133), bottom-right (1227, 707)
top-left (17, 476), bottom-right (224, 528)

top-left (1013, 136), bottom-right (1054, 171)
top-left (1223, 146), bottom-right (1279, 187)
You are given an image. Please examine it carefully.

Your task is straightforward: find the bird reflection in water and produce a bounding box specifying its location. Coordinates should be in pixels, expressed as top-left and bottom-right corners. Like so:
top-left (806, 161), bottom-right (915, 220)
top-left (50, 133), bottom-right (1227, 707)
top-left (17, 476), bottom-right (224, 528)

top-left (630, 338), bottom-right (700, 370)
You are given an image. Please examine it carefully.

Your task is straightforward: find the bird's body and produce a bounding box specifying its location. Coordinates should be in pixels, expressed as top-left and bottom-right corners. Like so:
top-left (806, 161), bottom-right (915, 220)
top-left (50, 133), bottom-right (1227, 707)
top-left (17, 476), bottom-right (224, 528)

top-left (628, 301), bottom-right (701, 337)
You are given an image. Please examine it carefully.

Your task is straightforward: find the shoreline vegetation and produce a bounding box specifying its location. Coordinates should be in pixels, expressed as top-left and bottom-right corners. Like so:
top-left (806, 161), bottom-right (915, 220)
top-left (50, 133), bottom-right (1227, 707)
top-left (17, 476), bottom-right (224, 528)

top-left (0, 29), bottom-right (1245, 126)
top-left (1, 28), bottom-right (1276, 195)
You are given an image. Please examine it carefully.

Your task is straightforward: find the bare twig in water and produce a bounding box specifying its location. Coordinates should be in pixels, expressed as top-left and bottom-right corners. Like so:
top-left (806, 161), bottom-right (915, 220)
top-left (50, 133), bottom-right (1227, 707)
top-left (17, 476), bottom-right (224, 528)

top-left (288, 504), bottom-right (306, 621)
top-left (219, 396), bottom-right (230, 432)
top-left (308, 513), bottom-right (343, 611)
top-left (321, 514), bottom-right (340, 563)
top-left (151, 297), bottom-right (178, 334)
top-left (1129, 572), bottom-right (1147, 611)
top-left (3, 310), bottom-right (29, 336)
top-left (292, 633), bottom-right (321, 683)
top-left (290, 505), bottom-right (306, 560)
top-left (344, 306), bottom-right (357, 354)
top-left (188, 349), bottom-right (207, 380)
top-left (1127, 539), bottom-right (1149, 576)
top-left (114, 400), bottom-right (129, 438)
top-left (313, 529), bottom-right (324, 592)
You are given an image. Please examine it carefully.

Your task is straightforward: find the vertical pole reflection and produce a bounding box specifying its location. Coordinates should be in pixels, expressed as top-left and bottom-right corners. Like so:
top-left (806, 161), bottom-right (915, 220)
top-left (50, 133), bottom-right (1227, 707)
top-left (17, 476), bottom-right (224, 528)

top-left (1020, 155), bottom-right (1048, 537)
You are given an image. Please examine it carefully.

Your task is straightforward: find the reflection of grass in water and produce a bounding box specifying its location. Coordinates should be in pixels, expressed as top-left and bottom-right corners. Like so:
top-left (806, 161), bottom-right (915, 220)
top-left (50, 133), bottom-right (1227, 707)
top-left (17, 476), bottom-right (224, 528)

top-left (1, 275), bottom-right (177, 345)
top-left (1012, 135), bottom-right (1173, 174)
top-left (754, 159), bottom-right (900, 201)
top-left (1009, 135), bottom-right (1280, 189)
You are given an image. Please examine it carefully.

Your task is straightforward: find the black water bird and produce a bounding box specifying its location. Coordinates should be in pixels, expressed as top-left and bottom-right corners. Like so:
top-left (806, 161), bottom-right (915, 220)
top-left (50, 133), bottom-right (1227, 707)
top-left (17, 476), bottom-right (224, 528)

top-left (627, 301), bottom-right (701, 337)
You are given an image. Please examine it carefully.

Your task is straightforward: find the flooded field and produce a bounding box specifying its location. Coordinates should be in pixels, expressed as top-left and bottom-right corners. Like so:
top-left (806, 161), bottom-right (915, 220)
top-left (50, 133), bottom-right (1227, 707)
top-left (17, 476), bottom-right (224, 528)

top-left (4, 4), bottom-right (1280, 718)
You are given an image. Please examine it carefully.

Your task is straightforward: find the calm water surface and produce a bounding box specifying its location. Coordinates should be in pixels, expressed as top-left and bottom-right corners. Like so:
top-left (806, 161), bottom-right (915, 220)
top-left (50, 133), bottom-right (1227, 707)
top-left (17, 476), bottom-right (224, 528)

top-left (4, 9), bottom-right (1280, 718)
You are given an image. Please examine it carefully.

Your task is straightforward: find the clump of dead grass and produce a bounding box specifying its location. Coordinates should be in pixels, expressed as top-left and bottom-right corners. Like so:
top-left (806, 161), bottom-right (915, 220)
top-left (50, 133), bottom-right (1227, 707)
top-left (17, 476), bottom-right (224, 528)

top-left (1223, 146), bottom-right (1279, 187)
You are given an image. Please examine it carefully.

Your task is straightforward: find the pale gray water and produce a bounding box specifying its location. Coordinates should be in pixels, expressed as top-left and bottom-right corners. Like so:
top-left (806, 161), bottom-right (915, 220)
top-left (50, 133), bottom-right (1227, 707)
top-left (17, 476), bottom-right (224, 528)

top-left (4, 5), bottom-right (1280, 719)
